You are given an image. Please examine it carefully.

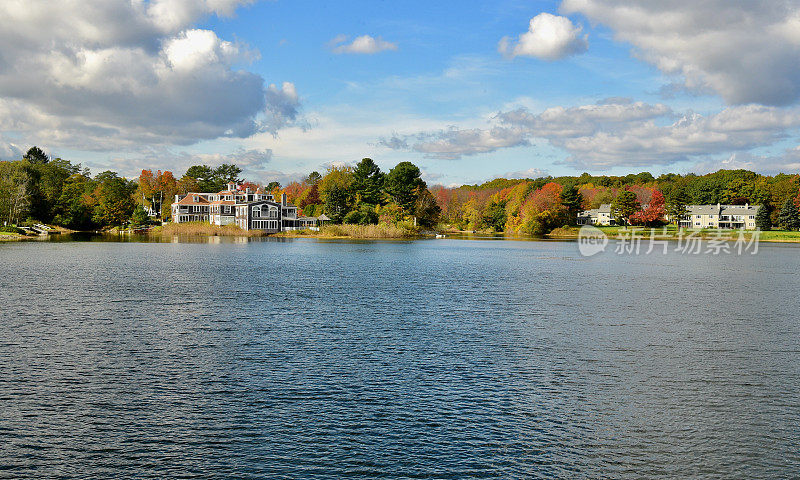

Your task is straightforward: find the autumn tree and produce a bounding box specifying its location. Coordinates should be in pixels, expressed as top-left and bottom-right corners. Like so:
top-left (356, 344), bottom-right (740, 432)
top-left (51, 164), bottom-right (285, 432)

top-left (319, 166), bottom-right (354, 222)
top-left (630, 190), bottom-right (666, 226)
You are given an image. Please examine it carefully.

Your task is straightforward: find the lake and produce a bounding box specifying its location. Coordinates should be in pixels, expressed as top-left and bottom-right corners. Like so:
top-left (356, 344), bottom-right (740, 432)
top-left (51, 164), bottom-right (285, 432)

top-left (1, 236), bottom-right (798, 478)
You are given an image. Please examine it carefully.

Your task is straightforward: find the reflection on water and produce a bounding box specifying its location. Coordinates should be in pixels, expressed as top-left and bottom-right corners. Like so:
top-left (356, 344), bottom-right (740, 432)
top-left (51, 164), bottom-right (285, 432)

top-left (1, 238), bottom-right (798, 478)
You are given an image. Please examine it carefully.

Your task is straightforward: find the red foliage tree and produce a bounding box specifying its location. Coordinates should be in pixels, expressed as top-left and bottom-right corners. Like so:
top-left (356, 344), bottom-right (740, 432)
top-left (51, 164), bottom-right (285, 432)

top-left (630, 189), bottom-right (665, 226)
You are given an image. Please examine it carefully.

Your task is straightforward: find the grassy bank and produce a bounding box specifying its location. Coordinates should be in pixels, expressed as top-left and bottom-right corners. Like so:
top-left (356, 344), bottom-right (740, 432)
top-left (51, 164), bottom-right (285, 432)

top-left (277, 224), bottom-right (418, 239)
top-left (149, 222), bottom-right (268, 237)
top-left (545, 225), bottom-right (800, 243)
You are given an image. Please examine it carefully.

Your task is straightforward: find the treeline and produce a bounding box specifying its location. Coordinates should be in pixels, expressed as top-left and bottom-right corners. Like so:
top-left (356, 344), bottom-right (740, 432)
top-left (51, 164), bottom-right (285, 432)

top-left (0, 147), bottom-right (246, 229)
top-left (431, 169), bottom-right (800, 233)
top-left (0, 148), bottom-right (440, 230)
top-left (0, 147), bottom-right (138, 229)
top-left (4, 146), bottom-right (800, 233)
top-left (282, 158), bottom-right (440, 227)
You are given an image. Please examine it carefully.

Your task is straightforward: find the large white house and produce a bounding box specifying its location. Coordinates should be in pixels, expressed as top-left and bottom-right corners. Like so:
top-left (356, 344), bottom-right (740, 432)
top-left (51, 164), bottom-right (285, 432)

top-left (171, 182), bottom-right (318, 232)
top-left (577, 203), bottom-right (760, 230)
top-left (676, 204), bottom-right (759, 230)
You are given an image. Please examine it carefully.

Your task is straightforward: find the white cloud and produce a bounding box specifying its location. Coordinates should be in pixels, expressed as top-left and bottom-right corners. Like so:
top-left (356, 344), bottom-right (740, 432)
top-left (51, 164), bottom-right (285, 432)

top-left (379, 99), bottom-right (800, 169)
top-left (330, 35), bottom-right (398, 54)
top-left (0, 137), bottom-right (23, 161)
top-left (560, 0), bottom-right (800, 105)
top-left (379, 126), bottom-right (529, 160)
top-left (498, 13), bottom-right (588, 60)
top-left (691, 149), bottom-right (800, 176)
top-left (499, 167), bottom-right (550, 179)
top-left (0, 0), bottom-right (298, 154)
top-left (106, 147), bottom-right (273, 179)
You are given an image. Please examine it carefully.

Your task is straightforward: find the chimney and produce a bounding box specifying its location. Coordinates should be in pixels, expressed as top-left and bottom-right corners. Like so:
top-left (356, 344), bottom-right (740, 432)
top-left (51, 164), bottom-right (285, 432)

top-left (745, 202), bottom-right (749, 208)
top-left (281, 193), bottom-right (287, 206)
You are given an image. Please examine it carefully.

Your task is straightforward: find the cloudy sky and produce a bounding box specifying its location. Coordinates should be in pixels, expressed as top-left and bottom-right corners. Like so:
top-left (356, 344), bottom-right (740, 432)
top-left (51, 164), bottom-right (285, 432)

top-left (1, 0), bottom-right (800, 185)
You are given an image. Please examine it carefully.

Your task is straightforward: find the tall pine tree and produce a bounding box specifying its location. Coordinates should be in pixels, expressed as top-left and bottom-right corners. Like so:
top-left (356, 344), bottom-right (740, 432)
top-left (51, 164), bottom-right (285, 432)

top-left (560, 184), bottom-right (583, 226)
top-left (755, 203), bottom-right (772, 231)
top-left (778, 197), bottom-right (800, 230)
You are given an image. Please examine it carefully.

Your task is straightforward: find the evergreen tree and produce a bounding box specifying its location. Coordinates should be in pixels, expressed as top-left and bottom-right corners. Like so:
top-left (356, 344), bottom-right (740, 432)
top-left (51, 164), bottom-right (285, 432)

top-left (23, 146), bottom-right (49, 164)
top-left (560, 184), bottom-right (583, 225)
top-left (351, 158), bottom-right (385, 205)
top-left (777, 197), bottom-right (800, 230)
top-left (610, 190), bottom-right (640, 225)
top-left (665, 186), bottom-right (690, 226)
top-left (306, 171), bottom-right (322, 186)
top-left (385, 162), bottom-right (426, 212)
top-left (131, 204), bottom-right (150, 226)
top-left (755, 203), bottom-right (772, 231)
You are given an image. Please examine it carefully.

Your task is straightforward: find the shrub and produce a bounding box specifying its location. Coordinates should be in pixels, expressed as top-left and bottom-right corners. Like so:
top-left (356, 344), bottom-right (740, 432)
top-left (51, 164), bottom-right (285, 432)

top-left (0, 225), bottom-right (26, 234)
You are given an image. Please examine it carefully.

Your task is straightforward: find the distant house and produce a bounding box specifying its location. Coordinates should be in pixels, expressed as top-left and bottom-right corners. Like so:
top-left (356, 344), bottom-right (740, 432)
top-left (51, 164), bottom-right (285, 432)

top-left (577, 202), bottom-right (760, 230)
top-left (172, 182), bottom-right (318, 232)
top-left (675, 204), bottom-right (759, 230)
top-left (577, 204), bottom-right (613, 226)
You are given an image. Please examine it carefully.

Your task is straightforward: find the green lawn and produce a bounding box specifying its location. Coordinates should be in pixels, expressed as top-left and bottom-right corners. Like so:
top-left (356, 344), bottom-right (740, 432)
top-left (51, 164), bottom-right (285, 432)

top-left (590, 225), bottom-right (800, 242)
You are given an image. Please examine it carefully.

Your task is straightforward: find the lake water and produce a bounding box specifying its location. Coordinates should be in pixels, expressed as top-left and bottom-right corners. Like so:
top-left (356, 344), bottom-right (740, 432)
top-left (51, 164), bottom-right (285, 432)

top-left (1, 236), bottom-right (798, 478)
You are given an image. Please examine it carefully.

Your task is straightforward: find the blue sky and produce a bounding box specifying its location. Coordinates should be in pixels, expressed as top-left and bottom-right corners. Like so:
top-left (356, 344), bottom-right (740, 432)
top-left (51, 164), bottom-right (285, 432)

top-left (1, 0), bottom-right (799, 185)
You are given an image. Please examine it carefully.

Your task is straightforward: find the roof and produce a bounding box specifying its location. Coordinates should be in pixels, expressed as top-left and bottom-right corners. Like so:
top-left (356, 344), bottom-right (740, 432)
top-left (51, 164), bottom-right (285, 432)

top-left (209, 200), bottom-right (235, 205)
top-left (685, 204), bottom-right (760, 215)
top-left (175, 194), bottom-right (209, 205)
top-left (317, 213), bottom-right (331, 221)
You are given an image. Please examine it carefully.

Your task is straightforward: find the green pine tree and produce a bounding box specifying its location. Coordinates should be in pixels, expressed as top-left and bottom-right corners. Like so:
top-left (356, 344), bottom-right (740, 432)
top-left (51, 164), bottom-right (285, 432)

top-left (778, 197), bottom-right (800, 230)
top-left (665, 186), bottom-right (690, 226)
top-left (754, 203), bottom-right (772, 231)
top-left (560, 184), bottom-right (583, 226)
top-left (131, 204), bottom-right (150, 226)
top-left (610, 190), bottom-right (640, 226)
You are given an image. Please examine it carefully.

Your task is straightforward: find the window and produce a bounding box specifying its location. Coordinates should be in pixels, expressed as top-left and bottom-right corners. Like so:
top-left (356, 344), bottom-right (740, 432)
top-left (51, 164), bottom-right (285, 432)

top-left (695, 222), bottom-right (701, 226)
top-left (696, 215), bottom-right (701, 219)
top-left (749, 215), bottom-right (755, 219)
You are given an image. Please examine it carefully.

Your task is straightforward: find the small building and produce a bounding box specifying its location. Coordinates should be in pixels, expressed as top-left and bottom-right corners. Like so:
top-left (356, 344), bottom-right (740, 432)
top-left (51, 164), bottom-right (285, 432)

top-left (577, 204), bottom-right (613, 226)
top-left (576, 202), bottom-right (761, 230)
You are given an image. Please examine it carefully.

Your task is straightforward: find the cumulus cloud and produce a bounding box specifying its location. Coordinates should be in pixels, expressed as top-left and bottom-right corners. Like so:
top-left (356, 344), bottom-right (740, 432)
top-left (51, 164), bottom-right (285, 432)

top-left (560, 0), bottom-right (800, 105)
top-left (0, 138), bottom-right (23, 161)
top-left (692, 148), bottom-right (800, 176)
top-left (379, 99), bottom-right (800, 169)
top-left (498, 13), bottom-right (588, 60)
top-left (379, 126), bottom-right (529, 160)
top-left (0, 0), bottom-right (298, 153)
top-left (107, 147), bottom-right (273, 178)
top-left (499, 167), bottom-right (550, 179)
top-left (330, 35), bottom-right (398, 54)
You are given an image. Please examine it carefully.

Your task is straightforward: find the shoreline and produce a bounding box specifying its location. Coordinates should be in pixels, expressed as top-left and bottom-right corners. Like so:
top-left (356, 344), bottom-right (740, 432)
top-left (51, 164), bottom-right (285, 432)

top-left (5, 224), bottom-right (800, 244)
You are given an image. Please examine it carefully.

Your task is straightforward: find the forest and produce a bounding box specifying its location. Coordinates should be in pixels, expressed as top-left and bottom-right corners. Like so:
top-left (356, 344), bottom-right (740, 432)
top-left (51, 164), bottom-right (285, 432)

top-left (2, 146), bottom-right (800, 234)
